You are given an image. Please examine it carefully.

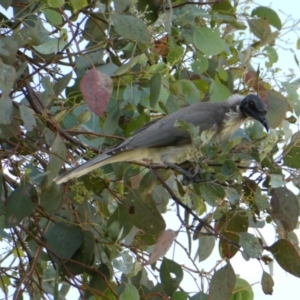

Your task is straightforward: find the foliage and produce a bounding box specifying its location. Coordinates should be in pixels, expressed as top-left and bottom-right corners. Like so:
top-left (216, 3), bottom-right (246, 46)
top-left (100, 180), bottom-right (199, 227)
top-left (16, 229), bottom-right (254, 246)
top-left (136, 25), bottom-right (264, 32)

top-left (0, 0), bottom-right (300, 299)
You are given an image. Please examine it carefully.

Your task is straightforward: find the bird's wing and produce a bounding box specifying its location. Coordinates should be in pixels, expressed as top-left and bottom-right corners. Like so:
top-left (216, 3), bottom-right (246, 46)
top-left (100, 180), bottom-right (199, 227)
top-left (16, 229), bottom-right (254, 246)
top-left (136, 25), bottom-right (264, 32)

top-left (112, 102), bottom-right (227, 152)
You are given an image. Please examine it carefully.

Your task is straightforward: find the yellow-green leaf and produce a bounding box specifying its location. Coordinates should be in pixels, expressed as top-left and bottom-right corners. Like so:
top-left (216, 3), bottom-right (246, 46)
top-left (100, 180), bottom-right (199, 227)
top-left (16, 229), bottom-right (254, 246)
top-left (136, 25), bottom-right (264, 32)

top-left (47, 0), bottom-right (65, 8)
top-left (71, 0), bottom-right (88, 12)
top-left (251, 6), bottom-right (282, 30)
top-left (194, 27), bottom-right (225, 55)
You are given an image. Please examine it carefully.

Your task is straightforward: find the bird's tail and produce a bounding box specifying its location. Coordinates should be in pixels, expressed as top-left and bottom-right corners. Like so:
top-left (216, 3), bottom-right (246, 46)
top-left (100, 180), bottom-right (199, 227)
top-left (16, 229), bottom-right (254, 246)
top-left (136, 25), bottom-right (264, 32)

top-left (53, 153), bottom-right (112, 184)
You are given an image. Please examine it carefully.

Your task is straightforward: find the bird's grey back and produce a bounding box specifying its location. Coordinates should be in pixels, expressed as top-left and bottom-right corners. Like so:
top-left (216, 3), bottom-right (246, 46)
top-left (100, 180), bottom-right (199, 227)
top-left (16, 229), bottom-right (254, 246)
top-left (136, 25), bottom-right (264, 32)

top-left (109, 96), bottom-right (243, 154)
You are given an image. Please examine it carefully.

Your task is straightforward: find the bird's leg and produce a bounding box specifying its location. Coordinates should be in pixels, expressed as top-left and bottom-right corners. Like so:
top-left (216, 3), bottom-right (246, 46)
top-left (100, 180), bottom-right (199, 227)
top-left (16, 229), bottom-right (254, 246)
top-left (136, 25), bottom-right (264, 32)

top-left (179, 161), bottom-right (205, 185)
top-left (164, 161), bottom-right (203, 185)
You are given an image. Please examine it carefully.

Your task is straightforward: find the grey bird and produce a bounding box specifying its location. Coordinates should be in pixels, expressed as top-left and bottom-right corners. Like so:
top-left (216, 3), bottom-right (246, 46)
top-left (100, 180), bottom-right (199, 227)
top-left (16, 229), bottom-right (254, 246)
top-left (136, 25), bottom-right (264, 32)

top-left (54, 94), bottom-right (268, 184)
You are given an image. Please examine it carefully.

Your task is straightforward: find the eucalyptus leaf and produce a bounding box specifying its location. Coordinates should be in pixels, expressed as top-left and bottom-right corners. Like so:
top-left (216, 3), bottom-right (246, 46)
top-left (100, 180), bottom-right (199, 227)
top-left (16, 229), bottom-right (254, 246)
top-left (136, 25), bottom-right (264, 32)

top-left (271, 186), bottom-right (299, 232)
top-left (0, 96), bottom-right (13, 125)
top-left (5, 182), bottom-right (38, 228)
top-left (160, 258), bottom-right (183, 296)
top-left (111, 14), bottom-right (151, 44)
top-left (251, 6), bottom-right (282, 30)
top-left (45, 222), bottom-right (84, 264)
top-left (19, 104), bottom-right (36, 131)
top-left (33, 38), bottom-right (68, 54)
top-left (209, 263), bottom-right (236, 300)
top-left (194, 27), bottom-right (225, 55)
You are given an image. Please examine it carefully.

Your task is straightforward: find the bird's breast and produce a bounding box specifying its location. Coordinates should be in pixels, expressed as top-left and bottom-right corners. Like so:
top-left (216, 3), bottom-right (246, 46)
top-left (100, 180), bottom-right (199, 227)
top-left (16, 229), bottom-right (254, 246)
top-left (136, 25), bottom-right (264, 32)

top-left (218, 111), bottom-right (246, 141)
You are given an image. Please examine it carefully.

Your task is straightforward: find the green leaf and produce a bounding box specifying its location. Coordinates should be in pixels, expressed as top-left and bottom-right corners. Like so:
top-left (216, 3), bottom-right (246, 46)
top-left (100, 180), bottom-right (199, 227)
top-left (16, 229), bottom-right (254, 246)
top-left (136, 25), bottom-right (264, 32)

top-left (171, 79), bottom-right (200, 105)
top-left (19, 104), bottom-right (36, 131)
top-left (33, 38), bottom-right (68, 54)
top-left (209, 263), bottom-right (236, 300)
top-left (113, 251), bottom-right (134, 274)
top-left (261, 271), bottom-right (274, 295)
top-left (124, 190), bottom-right (166, 235)
top-left (111, 14), bottom-right (151, 44)
top-left (53, 72), bottom-right (73, 96)
top-left (269, 174), bottom-right (285, 188)
top-left (248, 18), bottom-right (271, 40)
top-left (251, 6), bottom-right (282, 30)
top-left (0, 62), bottom-right (16, 95)
top-left (190, 292), bottom-right (208, 300)
top-left (114, 54), bottom-right (145, 76)
top-left (264, 46), bottom-right (278, 68)
top-left (261, 90), bottom-right (289, 129)
top-left (231, 277), bottom-right (254, 300)
top-left (221, 160), bottom-right (239, 178)
top-left (297, 38), bottom-right (300, 50)
top-left (120, 283), bottom-right (139, 300)
top-left (5, 182), bottom-right (39, 228)
top-left (123, 84), bottom-right (143, 107)
top-left (150, 72), bottom-right (162, 109)
top-left (47, 0), bottom-right (65, 8)
top-left (217, 211), bottom-right (248, 258)
top-left (0, 96), bottom-right (12, 125)
top-left (0, 0), bottom-right (12, 9)
top-left (217, 67), bottom-right (228, 81)
top-left (139, 170), bottom-right (158, 195)
top-left (45, 222), bottom-right (84, 263)
top-left (271, 187), bottom-right (299, 232)
top-left (212, 0), bottom-right (233, 12)
top-left (64, 230), bottom-right (95, 276)
top-left (209, 80), bottom-right (231, 102)
top-left (40, 182), bottom-right (64, 213)
top-left (114, 0), bottom-right (134, 13)
top-left (268, 239), bottom-right (300, 278)
top-left (43, 9), bottom-right (63, 26)
top-left (16, 20), bottom-right (49, 47)
top-left (160, 257), bottom-right (183, 296)
top-left (239, 232), bottom-right (263, 258)
top-left (84, 13), bottom-right (108, 42)
top-left (167, 45), bottom-right (184, 65)
top-left (46, 134), bottom-right (67, 182)
top-left (199, 183), bottom-right (225, 207)
top-left (283, 132), bottom-right (300, 169)
top-left (191, 54), bottom-right (208, 74)
top-left (103, 105), bottom-right (120, 135)
top-left (71, 0), bottom-right (88, 12)
top-left (172, 291), bottom-right (189, 300)
top-left (194, 27), bottom-right (225, 55)
top-left (195, 233), bottom-right (216, 262)
top-left (0, 36), bottom-right (18, 63)
top-left (75, 49), bottom-right (104, 71)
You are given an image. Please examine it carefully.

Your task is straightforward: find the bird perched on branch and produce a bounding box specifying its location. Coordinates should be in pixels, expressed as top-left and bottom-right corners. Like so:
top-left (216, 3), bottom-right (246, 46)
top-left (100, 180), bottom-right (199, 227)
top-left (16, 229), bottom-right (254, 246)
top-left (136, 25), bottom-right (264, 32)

top-left (54, 94), bottom-right (268, 184)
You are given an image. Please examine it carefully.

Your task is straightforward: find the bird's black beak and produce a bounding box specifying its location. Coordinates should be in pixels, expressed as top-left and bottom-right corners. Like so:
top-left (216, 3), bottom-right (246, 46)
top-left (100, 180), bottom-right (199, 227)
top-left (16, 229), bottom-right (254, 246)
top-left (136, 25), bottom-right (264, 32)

top-left (244, 107), bottom-right (269, 132)
top-left (256, 114), bottom-right (269, 132)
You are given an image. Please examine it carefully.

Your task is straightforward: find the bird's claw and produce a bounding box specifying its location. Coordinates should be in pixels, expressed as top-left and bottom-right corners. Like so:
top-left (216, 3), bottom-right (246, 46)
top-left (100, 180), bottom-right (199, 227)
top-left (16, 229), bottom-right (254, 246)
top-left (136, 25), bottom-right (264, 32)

top-left (181, 171), bottom-right (203, 185)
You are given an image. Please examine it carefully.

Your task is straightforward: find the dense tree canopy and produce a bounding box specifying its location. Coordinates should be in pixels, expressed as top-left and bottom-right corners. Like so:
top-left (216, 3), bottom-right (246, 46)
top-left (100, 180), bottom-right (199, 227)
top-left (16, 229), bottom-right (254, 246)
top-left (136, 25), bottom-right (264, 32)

top-left (0, 0), bottom-right (300, 299)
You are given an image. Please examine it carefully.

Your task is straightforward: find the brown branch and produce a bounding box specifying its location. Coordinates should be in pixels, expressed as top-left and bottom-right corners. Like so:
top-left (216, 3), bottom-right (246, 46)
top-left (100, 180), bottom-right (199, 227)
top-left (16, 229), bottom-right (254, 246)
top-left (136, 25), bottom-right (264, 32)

top-left (24, 81), bottom-right (45, 114)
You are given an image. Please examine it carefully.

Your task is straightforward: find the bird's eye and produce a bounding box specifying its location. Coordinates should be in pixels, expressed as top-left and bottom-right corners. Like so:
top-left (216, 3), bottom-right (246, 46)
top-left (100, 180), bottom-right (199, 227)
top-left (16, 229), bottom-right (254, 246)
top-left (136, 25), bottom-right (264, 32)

top-left (249, 101), bottom-right (254, 107)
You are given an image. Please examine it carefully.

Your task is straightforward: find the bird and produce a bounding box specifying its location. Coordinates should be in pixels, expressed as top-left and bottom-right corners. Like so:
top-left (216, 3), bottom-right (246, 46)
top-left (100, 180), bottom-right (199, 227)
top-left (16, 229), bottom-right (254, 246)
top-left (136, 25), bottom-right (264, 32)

top-left (54, 94), bottom-right (268, 184)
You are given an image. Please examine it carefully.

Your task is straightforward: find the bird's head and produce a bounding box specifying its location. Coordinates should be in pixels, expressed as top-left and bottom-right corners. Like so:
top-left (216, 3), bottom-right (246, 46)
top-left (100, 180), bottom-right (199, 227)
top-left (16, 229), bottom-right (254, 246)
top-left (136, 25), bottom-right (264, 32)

top-left (239, 94), bottom-right (269, 132)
